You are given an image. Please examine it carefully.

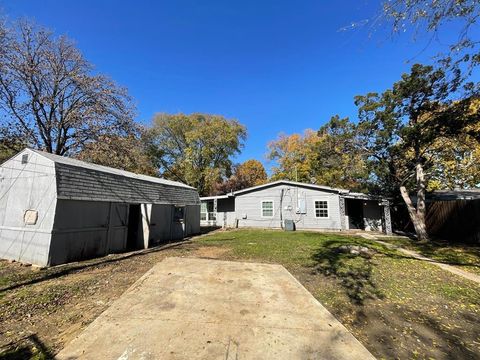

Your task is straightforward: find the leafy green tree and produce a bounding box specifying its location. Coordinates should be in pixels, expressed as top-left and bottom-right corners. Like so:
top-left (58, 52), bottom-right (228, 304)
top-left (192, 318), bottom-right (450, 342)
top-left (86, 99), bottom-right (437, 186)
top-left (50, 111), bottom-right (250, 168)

top-left (147, 113), bottom-right (247, 195)
top-left (267, 130), bottom-right (319, 182)
top-left (267, 121), bottom-right (369, 191)
top-left (236, 159), bottom-right (267, 187)
top-left (356, 63), bottom-right (479, 241)
top-left (313, 116), bottom-right (369, 191)
top-left (76, 132), bottom-right (157, 176)
top-left (427, 129), bottom-right (480, 190)
top-left (214, 159), bottom-right (267, 194)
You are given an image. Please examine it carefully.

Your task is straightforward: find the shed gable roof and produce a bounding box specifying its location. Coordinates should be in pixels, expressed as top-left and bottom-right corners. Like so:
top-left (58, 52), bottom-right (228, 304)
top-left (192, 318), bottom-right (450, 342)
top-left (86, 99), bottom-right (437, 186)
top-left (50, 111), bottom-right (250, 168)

top-left (30, 149), bottom-right (199, 205)
top-left (32, 149), bottom-right (193, 189)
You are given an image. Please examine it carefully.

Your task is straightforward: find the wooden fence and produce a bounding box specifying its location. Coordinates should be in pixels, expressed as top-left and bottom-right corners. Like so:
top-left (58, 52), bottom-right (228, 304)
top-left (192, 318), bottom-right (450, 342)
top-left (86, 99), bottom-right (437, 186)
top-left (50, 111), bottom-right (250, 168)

top-left (391, 199), bottom-right (480, 244)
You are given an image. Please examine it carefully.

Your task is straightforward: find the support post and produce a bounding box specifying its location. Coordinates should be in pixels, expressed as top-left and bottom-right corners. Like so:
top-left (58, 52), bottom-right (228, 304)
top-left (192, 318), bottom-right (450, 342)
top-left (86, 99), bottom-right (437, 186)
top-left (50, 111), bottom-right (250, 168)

top-left (382, 200), bottom-right (392, 235)
top-left (213, 198), bottom-right (218, 225)
top-left (339, 197), bottom-right (346, 230)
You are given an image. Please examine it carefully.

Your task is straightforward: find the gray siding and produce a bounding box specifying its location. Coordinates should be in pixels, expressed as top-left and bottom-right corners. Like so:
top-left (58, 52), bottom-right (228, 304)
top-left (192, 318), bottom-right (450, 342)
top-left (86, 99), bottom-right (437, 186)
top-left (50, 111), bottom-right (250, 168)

top-left (0, 150), bottom-right (57, 266)
top-left (215, 198), bottom-right (235, 228)
top-left (55, 163), bottom-right (199, 205)
top-left (233, 184), bottom-right (342, 230)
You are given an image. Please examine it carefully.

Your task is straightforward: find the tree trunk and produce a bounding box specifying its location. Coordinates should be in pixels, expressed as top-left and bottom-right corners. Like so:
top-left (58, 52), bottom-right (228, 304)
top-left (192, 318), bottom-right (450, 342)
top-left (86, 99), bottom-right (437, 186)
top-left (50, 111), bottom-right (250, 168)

top-left (400, 184), bottom-right (429, 242)
top-left (415, 163), bottom-right (428, 241)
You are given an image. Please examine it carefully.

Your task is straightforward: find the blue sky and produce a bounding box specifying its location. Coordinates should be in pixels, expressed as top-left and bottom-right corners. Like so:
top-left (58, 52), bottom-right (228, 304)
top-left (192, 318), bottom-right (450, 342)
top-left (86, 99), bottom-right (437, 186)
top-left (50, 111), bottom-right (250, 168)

top-left (1, 0), bottom-right (477, 170)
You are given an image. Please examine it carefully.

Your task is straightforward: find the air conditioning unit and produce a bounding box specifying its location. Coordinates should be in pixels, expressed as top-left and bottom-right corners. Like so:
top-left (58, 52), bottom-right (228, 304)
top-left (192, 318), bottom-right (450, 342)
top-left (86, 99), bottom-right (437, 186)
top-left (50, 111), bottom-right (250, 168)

top-left (284, 220), bottom-right (295, 231)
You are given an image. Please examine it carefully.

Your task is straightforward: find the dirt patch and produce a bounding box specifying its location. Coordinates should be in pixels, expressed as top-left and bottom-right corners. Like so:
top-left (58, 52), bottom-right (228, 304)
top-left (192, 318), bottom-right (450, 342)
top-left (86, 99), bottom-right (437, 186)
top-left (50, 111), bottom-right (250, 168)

top-left (0, 241), bottom-right (199, 358)
top-left (294, 268), bottom-right (480, 360)
top-left (193, 246), bottom-right (230, 259)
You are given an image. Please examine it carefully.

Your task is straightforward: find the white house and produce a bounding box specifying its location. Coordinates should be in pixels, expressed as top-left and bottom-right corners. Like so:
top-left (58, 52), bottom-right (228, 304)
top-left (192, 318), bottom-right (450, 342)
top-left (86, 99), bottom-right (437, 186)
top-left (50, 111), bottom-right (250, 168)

top-left (200, 180), bottom-right (392, 234)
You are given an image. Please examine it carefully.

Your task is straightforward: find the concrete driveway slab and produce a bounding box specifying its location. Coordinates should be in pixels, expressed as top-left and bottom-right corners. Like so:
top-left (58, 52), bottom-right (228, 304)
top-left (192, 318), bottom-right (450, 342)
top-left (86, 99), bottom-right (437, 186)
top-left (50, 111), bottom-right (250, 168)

top-left (56, 257), bottom-right (375, 359)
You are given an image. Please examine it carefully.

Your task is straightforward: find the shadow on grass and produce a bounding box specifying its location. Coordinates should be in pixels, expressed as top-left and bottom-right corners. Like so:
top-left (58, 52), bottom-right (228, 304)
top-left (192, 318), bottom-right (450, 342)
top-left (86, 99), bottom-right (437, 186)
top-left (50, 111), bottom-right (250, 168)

top-left (383, 237), bottom-right (480, 270)
top-left (362, 304), bottom-right (480, 360)
top-left (0, 334), bottom-right (53, 360)
top-left (414, 241), bottom-right (480, 268)
top-left (310, 239), bottom-right (385, 305)
top-left (310, 239), bottom-right (480, 359)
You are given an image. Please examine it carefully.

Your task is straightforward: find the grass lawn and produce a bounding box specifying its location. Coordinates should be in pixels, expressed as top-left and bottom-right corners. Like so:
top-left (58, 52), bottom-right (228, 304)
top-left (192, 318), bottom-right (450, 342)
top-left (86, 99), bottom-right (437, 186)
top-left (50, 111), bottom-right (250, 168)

top-left (0, 229), bottom-right (479, 359)
top-left (379, 237), bottom-right (480, 276)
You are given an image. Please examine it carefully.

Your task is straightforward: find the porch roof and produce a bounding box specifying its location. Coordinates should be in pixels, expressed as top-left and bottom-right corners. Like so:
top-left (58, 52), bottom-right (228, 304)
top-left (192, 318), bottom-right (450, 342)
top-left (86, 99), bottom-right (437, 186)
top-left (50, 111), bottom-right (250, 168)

top-left (200, 194), bottom-right (232, 201)
top-left (342, 192), bottom-right (383, 201)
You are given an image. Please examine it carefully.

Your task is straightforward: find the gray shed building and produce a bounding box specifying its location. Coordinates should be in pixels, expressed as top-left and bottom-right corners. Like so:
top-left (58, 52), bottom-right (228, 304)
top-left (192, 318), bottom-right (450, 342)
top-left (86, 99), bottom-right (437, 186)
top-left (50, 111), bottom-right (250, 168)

top-left (200, 180), bottom-right (392, 234)
top-left (0, 148), bottom-right (200, 266)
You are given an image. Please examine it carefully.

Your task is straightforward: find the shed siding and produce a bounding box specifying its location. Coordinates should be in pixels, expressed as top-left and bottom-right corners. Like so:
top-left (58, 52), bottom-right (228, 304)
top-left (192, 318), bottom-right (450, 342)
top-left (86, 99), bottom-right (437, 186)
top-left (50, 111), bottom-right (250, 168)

top-left (148, 204), bottom-right (174, 244)
top-left (0, 150), bottom-right (57, 266)
top-left (185, 204), bottom-right (201, 235)
top-left (233, 184), bottom-right (342, 230)
top-left (49, 200), bottom-right (129, 265)
top-left (49, 201), bottom-right (200, 265)
top-left (145, 204), bottom-right (199, 245)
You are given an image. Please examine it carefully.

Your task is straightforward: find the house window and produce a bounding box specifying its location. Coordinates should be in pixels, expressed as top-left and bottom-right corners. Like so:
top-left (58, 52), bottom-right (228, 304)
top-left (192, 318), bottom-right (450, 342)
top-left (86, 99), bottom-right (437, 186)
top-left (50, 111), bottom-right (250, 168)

top-left (200, 202), bottom-right (207, 221)
top-left (262, 201), bottom-right (274, 217)
top-left (314, 200), bottom-right (329, 218)
top-left (22, 154), bottom-right (28, 164)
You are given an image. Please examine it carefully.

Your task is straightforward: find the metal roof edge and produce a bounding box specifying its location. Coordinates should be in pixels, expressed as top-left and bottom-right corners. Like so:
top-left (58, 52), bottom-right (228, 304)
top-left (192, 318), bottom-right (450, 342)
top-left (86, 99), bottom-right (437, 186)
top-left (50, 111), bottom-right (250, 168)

top-left (200, 194), bottom-right (232, 201)
top-left (232, 180), bottom-right (348, 196)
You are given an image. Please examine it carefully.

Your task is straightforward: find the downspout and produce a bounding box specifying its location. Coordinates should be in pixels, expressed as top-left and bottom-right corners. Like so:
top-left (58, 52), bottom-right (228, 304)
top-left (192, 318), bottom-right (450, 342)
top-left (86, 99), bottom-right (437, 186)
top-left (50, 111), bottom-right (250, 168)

top-left (280, 188), bottom-right (284, 228)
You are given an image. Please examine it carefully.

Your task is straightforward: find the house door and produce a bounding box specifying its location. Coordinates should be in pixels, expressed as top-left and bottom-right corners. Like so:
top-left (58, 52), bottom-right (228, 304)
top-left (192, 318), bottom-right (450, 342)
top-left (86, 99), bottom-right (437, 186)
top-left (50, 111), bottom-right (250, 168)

top-left (346, 199), bottom-right (365, 230)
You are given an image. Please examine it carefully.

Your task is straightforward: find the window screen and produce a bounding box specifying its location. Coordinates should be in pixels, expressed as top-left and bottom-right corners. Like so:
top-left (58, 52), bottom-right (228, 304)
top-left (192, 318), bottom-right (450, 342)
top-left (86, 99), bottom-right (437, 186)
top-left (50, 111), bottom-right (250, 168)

top-left (314, 200), bottom-right (328, 218)
top-left (200, 203), bottom-right (207, 221)
top-left (262, 201), bottom-right (274, 217)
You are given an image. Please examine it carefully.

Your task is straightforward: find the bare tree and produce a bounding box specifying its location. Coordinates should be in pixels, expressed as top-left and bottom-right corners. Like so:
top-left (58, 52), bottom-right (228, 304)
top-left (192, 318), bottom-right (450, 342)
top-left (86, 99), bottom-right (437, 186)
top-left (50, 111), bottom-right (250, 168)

top-left (0, 20), bottom-right (136, 156)
top-left (382, 0), bottom-right (480, 69)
